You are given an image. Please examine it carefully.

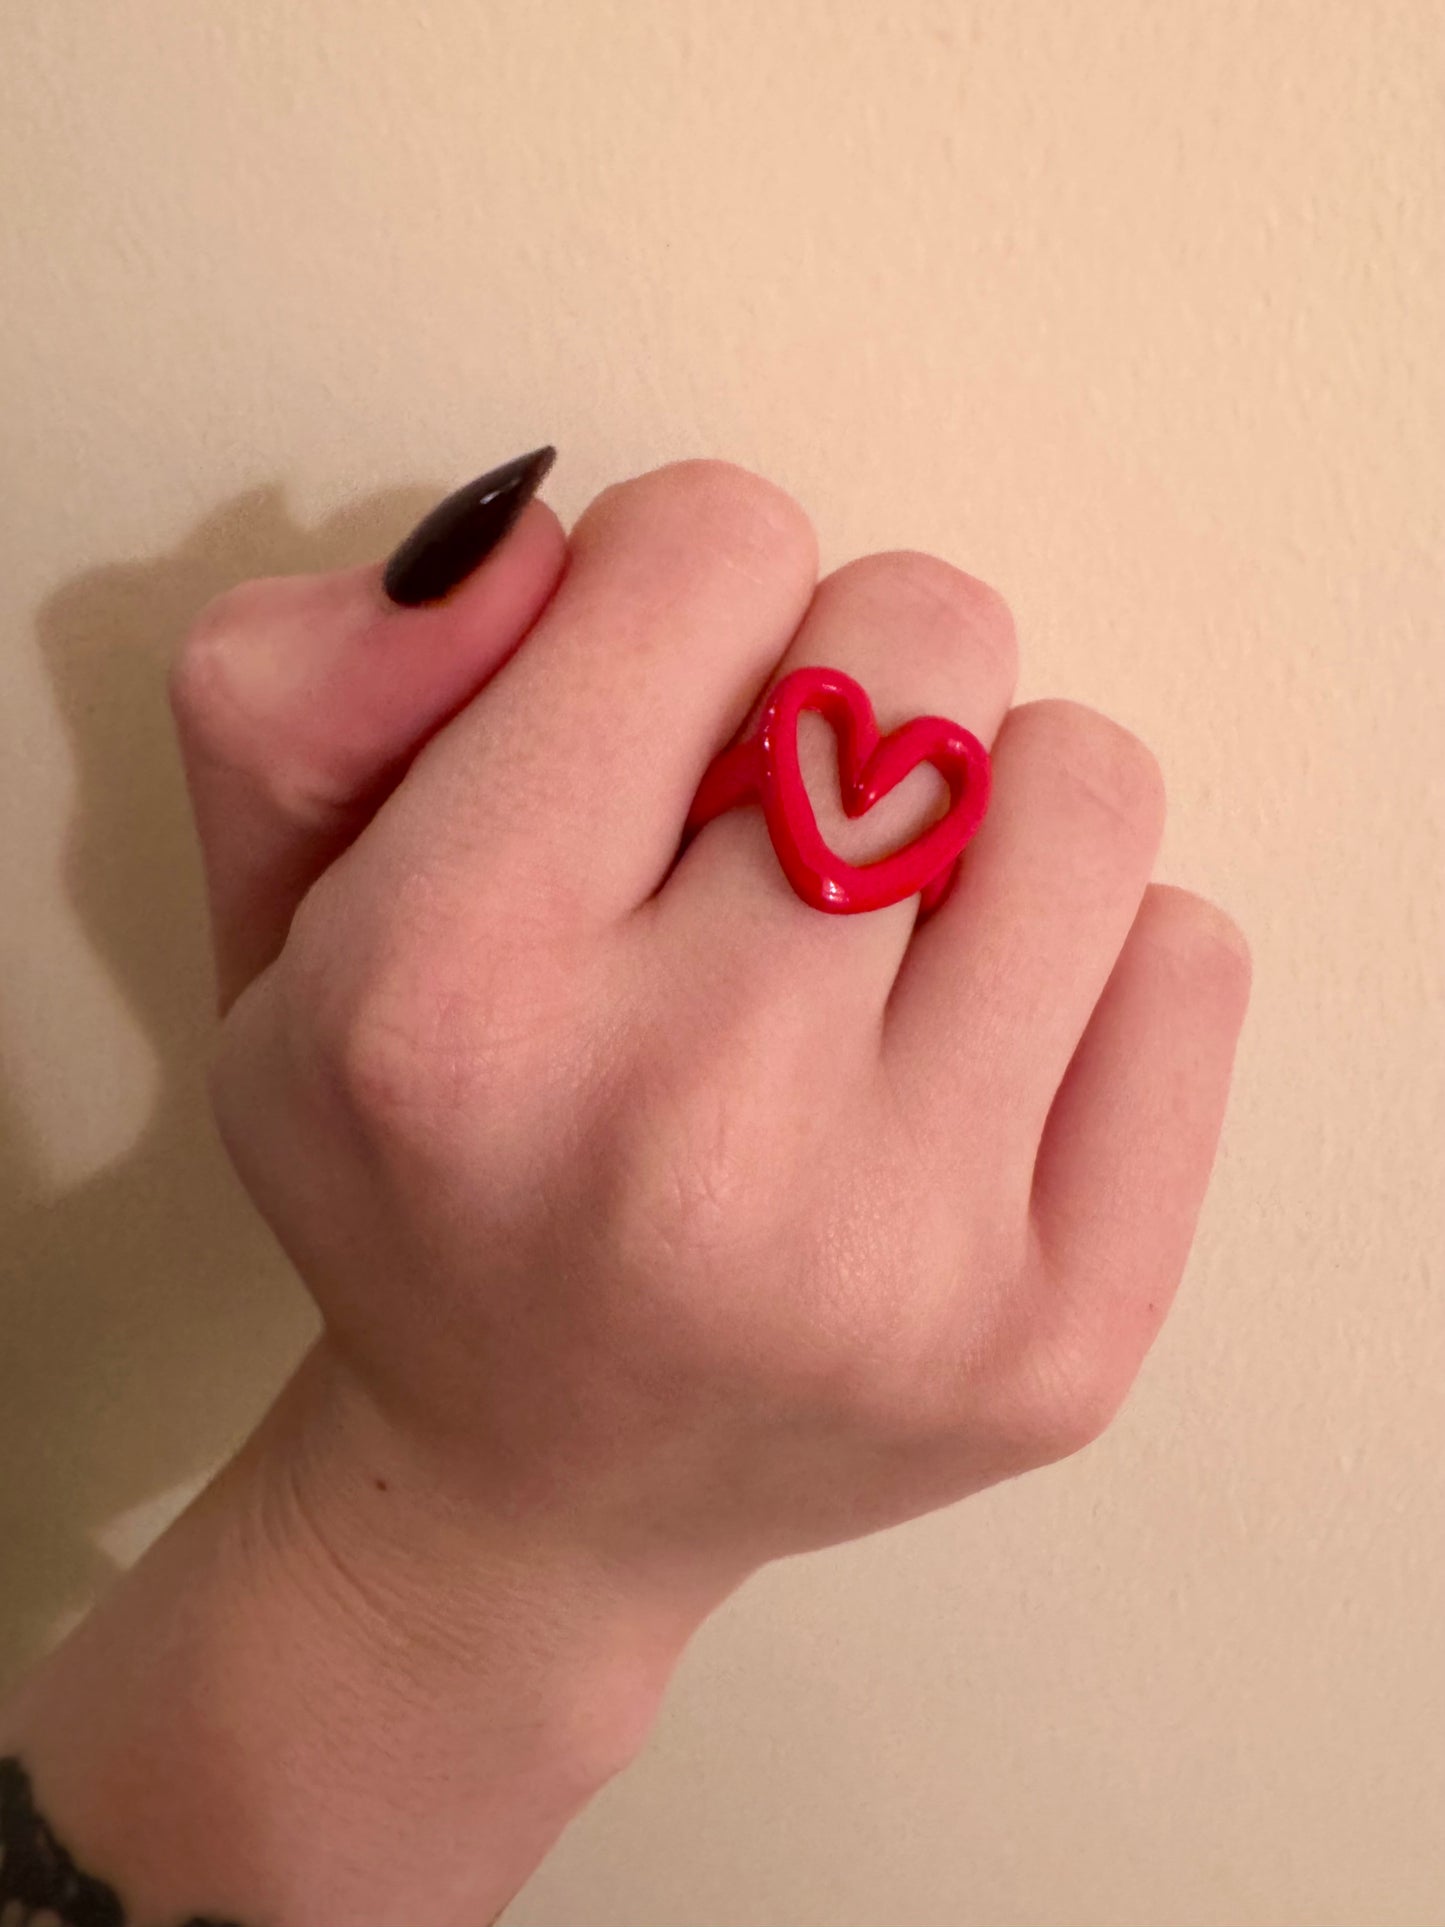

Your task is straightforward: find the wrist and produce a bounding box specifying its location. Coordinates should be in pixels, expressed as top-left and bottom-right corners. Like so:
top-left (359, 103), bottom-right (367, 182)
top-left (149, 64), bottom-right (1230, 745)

top-left (243, 1341), bottom-right (724, 1787)
top-left (3, 1343), bottom-right (723, 1924)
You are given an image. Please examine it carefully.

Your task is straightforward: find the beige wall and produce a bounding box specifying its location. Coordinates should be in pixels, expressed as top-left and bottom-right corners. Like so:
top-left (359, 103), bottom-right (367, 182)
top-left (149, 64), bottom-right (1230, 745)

top-left (2, 4), bottom-right (1441, 1922)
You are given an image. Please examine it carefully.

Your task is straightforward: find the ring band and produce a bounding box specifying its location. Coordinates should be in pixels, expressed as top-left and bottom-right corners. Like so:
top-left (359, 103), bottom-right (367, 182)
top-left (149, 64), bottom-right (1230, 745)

top-left (685, 665), bottom-right (991, 916)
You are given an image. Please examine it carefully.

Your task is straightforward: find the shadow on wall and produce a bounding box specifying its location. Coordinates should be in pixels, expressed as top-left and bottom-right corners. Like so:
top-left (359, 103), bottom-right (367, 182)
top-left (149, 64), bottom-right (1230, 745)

top-left (0, 481), bottom-right (439, 1687)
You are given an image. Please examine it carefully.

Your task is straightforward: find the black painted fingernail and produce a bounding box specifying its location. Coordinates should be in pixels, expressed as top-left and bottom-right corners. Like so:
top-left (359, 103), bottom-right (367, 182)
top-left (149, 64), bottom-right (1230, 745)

top-left (383, 445), bottom-right (557, 606)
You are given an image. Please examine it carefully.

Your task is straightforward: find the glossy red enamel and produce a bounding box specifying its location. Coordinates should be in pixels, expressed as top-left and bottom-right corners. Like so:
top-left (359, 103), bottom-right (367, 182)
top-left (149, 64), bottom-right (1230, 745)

top-left (685, 665), bottom-right (991, 915)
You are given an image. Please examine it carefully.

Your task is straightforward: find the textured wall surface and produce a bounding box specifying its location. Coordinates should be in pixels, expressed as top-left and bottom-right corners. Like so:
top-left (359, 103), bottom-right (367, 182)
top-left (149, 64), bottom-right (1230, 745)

top-left (1, 4), bottom-right (1441, 1922)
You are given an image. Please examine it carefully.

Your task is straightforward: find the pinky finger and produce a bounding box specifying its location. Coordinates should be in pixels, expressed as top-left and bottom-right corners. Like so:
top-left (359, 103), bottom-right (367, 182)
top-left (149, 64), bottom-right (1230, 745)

top-left (1029, 883), bottom-right (1252, 1389)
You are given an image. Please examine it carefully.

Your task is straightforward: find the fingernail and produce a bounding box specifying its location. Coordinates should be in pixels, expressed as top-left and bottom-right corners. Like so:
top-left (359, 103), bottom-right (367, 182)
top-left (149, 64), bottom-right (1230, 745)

top-left (383, 445), bottom-right (557, 606)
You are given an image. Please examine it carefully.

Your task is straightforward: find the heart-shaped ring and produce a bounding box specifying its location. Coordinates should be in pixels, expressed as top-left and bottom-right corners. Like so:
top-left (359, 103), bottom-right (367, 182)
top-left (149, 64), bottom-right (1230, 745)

top-left (684, 665), bottom-right (991, 915)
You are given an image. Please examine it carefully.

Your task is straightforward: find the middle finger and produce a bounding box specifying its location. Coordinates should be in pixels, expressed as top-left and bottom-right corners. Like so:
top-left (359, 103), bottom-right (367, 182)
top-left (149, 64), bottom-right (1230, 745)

top-left (656, 549), bottom-right (1018, 1021)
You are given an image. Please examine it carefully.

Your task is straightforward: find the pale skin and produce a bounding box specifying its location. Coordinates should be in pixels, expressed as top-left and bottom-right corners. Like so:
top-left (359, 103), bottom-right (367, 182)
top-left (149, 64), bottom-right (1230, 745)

top-left (0, 460), bottom-right (1250, 1923)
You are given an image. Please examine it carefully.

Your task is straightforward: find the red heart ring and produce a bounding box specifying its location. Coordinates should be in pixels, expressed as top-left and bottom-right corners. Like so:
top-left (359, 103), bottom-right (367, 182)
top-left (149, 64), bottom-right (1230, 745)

top-left (684, 665), bottom-right (991, 916)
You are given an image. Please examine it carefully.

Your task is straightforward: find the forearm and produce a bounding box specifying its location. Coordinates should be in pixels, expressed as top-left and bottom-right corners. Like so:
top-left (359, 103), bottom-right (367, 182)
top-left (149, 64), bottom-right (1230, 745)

top-left (0, 1346), bottom-right (712, 1925)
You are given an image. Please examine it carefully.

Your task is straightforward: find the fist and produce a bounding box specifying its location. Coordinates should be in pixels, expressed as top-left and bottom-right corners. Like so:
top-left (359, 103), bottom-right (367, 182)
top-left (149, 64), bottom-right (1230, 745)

top-left (173, 459), bottom-right (1249, 1591)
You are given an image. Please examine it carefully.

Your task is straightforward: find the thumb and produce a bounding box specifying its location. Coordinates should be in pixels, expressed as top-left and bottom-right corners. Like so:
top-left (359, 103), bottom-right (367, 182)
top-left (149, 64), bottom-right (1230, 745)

top-left (170, 450), bottom-right (565, 1013)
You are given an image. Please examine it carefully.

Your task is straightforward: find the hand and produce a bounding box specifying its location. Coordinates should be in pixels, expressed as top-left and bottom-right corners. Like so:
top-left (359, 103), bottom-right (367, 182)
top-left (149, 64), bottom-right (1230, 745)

top-left (2, 457), bottom-right (1249, 1925)
top-left (188, 457), bottom-right (1249, 1599)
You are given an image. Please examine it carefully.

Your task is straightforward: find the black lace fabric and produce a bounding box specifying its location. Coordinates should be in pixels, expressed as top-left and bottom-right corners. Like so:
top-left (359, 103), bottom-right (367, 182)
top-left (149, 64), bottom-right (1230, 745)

top-left (0, 1758), bottom-right (242, 1927)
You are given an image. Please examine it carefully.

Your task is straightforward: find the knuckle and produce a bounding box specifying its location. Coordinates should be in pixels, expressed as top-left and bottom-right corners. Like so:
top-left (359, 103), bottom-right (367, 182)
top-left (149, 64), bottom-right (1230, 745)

top-left (183, 578), bottom-right (275, 650)
top-left (1014, 699), bottom-right (1166, 839)
top-left (169, 580), bottom-right (276, 736)
top-left (282, 875), bottom-right (579, 1157)
top-left (1017, 1341), bottom-right (1131, 1462)
top-left (170, 579), bottom-right (349, 824)
top-left (1137, 884), bottom-right (1253, 1000)
top-left (829, 550), bottom-right (1019, 681)
top-left (304, 967), bottom-right (484, 1143)
top-left (281, 884), bottom-right (462, 1138)
top-left (587, 458), bottom-right (818, 585)
top-left (656, 458), bottom-right (815, 559)
top-left (324, 993), bottom-right (440, 1132)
